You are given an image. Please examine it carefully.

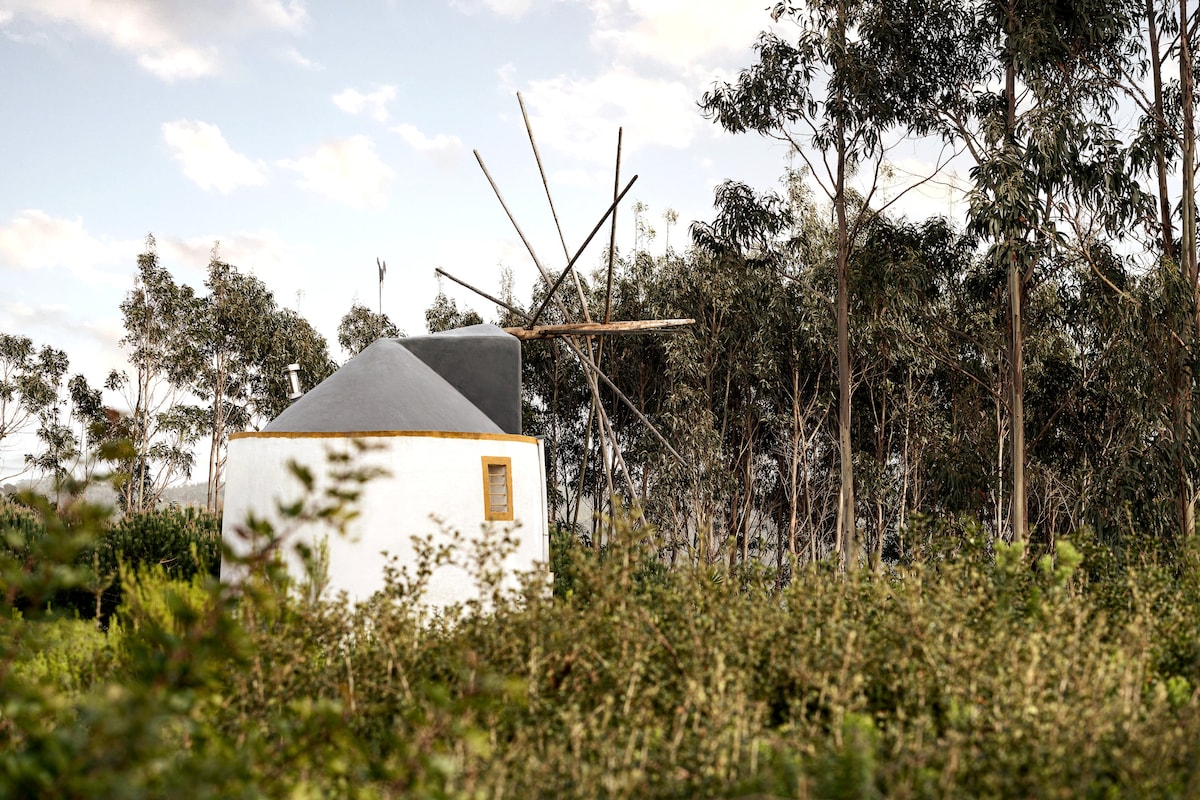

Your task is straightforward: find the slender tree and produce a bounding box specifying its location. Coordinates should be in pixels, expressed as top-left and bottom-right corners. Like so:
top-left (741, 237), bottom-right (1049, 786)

top-left (700, 0), bottom-right (966, 567)
top-left (0, 334), bottom-right (69, 482)
top-left (192, 254), bottom-right (276, 510)
top-left (114, 236), bottom-right (201, 513)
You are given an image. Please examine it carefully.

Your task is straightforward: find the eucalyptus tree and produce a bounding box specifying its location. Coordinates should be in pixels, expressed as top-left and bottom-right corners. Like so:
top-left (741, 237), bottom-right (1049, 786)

top-left (700, 0), bottom-right (968, 567)
top-left (114, 236), bottom-right (202, 513)
top-left (424, 292), bottom-right (482, 334)
top-left (25, 406), bottom-right (77, 505)
top-left (1179, 0), bottom-right (1200, 540)
top-left (687, 178), bottom-right (836, 567)
top-left (64, 373), bottom-right (108, 484)
top-left (0, 333), bottom-right (69, 482)
top-left (929, 0), bottom-right (1142, 542)
top-left (337, 302), bottom-right (402, 357)
top-left (190, 255), bottom-right (337, 510)
top-left (192, 255), bottom-right (264, 509)
top-left (251, 308), bottom-right (336, 426)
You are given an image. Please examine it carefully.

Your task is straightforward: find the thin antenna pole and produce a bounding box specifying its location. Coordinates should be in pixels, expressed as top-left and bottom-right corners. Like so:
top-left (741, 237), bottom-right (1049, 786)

top-left (592, 128), bottom-right (625, 514)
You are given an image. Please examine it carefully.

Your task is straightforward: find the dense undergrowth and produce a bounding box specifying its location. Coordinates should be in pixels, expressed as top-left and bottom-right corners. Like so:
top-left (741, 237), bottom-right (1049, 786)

top-left (0, 496), bottom-right (219, 622)
top-left (3, 490), bottom-right (1200, 798)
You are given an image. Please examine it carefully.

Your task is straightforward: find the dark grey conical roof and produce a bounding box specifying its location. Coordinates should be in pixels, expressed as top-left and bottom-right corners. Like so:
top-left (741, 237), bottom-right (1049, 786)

top-left (397, 324), bottom-right (521, 435)
top-left (264, 337), bottom-right (503, 434)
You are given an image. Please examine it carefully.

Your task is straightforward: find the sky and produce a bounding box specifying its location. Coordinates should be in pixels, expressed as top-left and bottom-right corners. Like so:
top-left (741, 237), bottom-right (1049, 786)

top-left (0, 0), bottom-right (963, 478)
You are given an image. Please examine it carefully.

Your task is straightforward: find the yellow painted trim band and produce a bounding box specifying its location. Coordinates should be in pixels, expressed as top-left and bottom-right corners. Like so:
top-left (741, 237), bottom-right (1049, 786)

top-left (230, 430), bottom-right (539, 444)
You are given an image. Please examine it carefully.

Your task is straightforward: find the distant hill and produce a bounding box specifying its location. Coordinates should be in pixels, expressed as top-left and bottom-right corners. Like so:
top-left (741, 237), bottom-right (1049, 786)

top-left (1, 478), bottom-right (218, 513)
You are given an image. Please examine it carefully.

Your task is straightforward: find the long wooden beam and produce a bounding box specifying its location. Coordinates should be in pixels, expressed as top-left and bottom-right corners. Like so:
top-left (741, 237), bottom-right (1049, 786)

top-left (503, 319), bottom-right (694, 340)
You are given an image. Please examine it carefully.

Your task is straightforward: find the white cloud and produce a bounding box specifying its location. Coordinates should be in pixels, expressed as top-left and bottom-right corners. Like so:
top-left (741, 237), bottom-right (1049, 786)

top-left (159, 229), bottom-right (302, 288)
top-left (162, 120), bottom-right (269, 194)
top-left (460, 1), bottom-right (769, 70)
top-left (0, 10), bottom-right (14, 25)
top-left (588, 1), bottom-right (770, 72)
top-left (137, 45), bottom-right (220, 80)
top-left (279, 44), bottom-right (320, 70)
top-left (549, 167), bottom-right (607, 188)
top-left (277, 137), bottom-right (394, 209)
top-left (0, 210), bottom-right (131, 286)
top-left (392, 123), bottom-right (464, 168)
top-left (0, 0), bottom-right (308, 80)
top-left (481, 0), bottom-right (536, 14)
top-left (516, 67), bottom-right (702, 162)
top-left (333, 85), bottom-right (396, 122)
top-left (1, 302), bottom-right (123, 353)
top-left (450, 0), bottom-right (542, 17)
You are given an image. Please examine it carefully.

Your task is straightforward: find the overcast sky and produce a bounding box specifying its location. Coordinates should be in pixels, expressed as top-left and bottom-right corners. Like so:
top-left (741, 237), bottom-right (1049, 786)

top-left (0, 0), bottom-right (963, 477)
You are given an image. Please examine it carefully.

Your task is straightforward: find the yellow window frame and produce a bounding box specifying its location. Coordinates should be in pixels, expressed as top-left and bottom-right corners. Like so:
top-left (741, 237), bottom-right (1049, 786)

top-left (481, 456), bottom-right (514, 521)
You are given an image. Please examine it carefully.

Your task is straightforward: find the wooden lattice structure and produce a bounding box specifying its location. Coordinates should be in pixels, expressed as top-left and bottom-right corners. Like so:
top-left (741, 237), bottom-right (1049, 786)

top-left (436, 93), bottom-right (693, 526)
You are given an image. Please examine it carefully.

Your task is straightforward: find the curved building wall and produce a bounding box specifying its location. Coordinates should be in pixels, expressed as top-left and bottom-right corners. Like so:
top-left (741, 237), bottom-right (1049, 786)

top-left (221, 431), bottom-right (548, 607)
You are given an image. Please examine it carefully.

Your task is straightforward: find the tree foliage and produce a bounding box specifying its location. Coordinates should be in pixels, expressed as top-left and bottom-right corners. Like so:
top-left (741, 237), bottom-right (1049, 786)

top-left (0, 333), bottom-right (69, 483)
top-left (337, 302), bottom-right (402, 357)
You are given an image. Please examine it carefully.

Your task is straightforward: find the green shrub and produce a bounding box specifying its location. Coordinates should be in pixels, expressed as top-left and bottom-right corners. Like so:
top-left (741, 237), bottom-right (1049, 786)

top-left (7, 614), bottom-right (116, 694)
top-left (0, 497), bottom-right (219, 622)
top-left (5, 474), bottom-right (1200, 797)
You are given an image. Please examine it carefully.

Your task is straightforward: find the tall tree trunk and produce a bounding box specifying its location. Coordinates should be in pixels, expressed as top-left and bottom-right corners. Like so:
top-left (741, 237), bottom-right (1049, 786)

top-left (207, 353), bottom-right (226, 513)
top-left (871, 384), bottom-right (887, 571)
top-left (1008, 241), bottom-right (1027, 544)
top-left (1182, 0), bottom-right (1198, 292)
top-left (787, 360), bottom-right (801, 556)
top-left (833, 0), bottom-right (857, 570)
top-left (136, 324), bottom-right (152, 515)
top-left (743, 430), bottom-right (753, 564)
top-left (836, 138), bottom-right (857, 568)
top-left (1148, 0), bottom-right (1176, 263)
top-left (1004, 3), bottom-right (1028, 544)
top-left (549, 344), bottom-right (560, 525)
top-left (1180, 0), bottom-right (1198, 541)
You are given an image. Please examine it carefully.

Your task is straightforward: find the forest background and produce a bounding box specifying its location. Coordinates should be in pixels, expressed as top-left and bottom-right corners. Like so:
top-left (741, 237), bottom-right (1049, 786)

top-left (5, 1), bottom-right (1200, 796)
top-left (1, 0), bottom-right (1198, 576)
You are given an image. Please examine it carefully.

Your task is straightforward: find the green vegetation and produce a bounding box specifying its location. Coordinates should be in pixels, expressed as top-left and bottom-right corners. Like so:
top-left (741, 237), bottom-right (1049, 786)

top-left (3, 2), bottom-right (1200, 792)
top-left (4, 492), bottom-right (1200, 797)
top-left (1, 495), bottom-right (218, 622)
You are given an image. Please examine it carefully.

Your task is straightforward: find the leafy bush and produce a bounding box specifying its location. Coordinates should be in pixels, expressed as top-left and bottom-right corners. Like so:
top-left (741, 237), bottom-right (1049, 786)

top-left (0, 495), bottom-right (219, 621)
top-left (4, 475), bottom-right (1200, 797)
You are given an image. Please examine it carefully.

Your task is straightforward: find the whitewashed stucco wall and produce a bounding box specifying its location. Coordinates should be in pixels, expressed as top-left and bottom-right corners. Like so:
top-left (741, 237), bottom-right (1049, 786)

top-left (220, 432), bottom-right (548, 607)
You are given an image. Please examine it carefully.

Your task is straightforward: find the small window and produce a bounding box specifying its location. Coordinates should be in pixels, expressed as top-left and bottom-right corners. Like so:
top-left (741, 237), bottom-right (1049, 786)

top-left (481, 456), bottom-right (514, 521)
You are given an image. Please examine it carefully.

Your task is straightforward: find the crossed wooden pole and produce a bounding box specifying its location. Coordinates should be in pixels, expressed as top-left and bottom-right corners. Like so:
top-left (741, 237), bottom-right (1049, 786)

top-left (436, 93), bottom-right (692, 529)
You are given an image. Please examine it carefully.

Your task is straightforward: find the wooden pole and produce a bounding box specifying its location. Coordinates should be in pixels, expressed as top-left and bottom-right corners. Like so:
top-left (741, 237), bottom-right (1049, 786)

top-left (526, 174), bottom-right (638, 328)
top-left (504, 319), bottom-right (694, 339)
top-left (470, 148), bottom-right (622, 506)
top-left (517, 91), bottom-right (593, 323)
top-left (471, 148), bottom-right (636, 327)
top-left (605, 128), bottom-right (623, 325)
top-left (473, 149), bottom-right (554, 288)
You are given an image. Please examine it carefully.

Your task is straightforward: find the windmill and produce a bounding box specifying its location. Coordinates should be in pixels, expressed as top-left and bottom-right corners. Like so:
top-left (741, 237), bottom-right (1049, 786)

top-left (436, 93), bottom-right (693, 528)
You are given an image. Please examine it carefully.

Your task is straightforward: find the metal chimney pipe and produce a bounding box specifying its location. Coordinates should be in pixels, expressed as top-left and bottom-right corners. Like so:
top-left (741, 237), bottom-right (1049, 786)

top-left (286, 363), bottom-right (303, 401)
